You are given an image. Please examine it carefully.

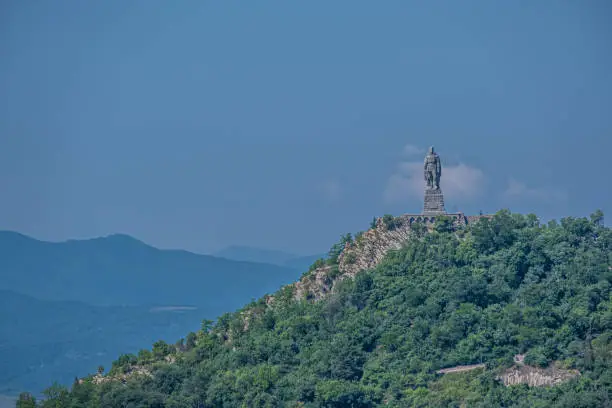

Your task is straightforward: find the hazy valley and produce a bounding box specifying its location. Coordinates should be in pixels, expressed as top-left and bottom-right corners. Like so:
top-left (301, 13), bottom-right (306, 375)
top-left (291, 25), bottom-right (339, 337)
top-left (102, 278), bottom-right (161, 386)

top-left (0, 232), bottom-right (318, 401)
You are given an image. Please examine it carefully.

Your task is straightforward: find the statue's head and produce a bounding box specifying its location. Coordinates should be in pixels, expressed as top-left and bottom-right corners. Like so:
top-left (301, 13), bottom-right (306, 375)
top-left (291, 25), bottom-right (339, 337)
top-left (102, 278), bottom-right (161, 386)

top-left (428, 146), bottom-right (435, 154)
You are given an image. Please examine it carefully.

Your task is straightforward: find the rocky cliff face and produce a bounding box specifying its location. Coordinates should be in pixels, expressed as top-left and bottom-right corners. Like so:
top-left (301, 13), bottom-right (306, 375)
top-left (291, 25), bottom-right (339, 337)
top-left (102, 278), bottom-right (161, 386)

top-left (293, 215), bottom-right (433, 301)
top-left (292, 216), bottom-right (416, 301)
top-left (337, 216), bottom-right (417, 278)
top-left (293, 265), bottom-right (335, 301)
top-left (499, 364), bottom-right (580, 387)
top-left (90, 366), bottom-right (153, 385)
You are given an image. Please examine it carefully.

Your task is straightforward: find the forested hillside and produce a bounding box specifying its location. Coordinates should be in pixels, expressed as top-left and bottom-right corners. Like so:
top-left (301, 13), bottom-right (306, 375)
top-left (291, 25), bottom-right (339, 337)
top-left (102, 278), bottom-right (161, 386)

top-left (26, 211), bottom-right (611, 407)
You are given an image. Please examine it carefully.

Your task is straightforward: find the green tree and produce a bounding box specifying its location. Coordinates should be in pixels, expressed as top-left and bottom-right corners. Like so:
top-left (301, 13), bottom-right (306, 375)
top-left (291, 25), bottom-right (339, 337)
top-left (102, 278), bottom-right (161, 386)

top-left (201, 319), bottom-right (214, 333)
top-left (40, 383), bottom-right (69, 408)
top-left (16, 392), bottom-right (36, 408)
top-left (138, 348), bottom-right (153, 364)
top-left (433, 215), bottom-right (453, 233)
top-left (370, 217), bottom-right (378, 229)
top-left (186, 331), bottom-right (197, 350)
top-left (590, 209), bottom-right (604, 226)
top-left (410, 220), bottom-right (427, 238)
top-left (327, 234), bottom-right (353, 265)
top-left (382, 214), bottom-right (397, 230)
top-left (152, 340), bottom-right (171, 359)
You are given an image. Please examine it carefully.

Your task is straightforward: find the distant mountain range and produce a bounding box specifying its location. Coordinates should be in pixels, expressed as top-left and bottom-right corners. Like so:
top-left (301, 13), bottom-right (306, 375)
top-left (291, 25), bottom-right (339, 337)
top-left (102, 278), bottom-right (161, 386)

top-left (0, 231), bottom-right (320, 398)
top-left (214, 245), bottom-right (325, 271)
top-left (0, 231), bottom-right (304, 314)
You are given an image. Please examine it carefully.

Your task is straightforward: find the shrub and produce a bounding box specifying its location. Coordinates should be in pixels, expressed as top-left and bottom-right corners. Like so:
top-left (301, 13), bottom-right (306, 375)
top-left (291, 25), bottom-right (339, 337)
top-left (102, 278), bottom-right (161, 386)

top-left (344, 252), bottom-right (357, 265)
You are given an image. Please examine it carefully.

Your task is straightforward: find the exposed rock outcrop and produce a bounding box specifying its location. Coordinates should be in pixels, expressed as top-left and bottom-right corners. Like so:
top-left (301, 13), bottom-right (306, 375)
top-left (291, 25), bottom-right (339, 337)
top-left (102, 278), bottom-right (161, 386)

top-left (235, 213), bottom-right (488, 338)
top-left (337, 216), bottom-right (416, 278)
top-left (91, 366), bottom-right (153, 385)
top-left (436, 356), bottom-right (580, 388)
top-left (293, 265), bottom-right (335, 301)
top-left (292, 214), bottom-right (484, 301)
top-left (292, 216), bottom-right (417, 301)
top-left (499, 363), bottom-right (580, 387)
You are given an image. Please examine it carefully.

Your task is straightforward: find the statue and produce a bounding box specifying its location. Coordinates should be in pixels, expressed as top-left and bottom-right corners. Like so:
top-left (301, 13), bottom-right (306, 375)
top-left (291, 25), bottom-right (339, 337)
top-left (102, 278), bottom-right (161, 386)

top-left (424, 146), bottom-right (441, 190)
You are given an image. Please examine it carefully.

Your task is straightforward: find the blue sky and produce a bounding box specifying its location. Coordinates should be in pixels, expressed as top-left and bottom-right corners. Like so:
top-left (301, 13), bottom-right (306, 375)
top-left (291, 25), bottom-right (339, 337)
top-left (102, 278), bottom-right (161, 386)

top-left (1, 0), bottom-right (610, 255)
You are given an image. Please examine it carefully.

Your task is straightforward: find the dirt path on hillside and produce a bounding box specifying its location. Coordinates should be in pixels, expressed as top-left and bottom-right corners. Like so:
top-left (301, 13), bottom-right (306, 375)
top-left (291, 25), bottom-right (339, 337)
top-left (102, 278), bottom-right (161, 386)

top-left (436, 363), bottom-right (486, 374)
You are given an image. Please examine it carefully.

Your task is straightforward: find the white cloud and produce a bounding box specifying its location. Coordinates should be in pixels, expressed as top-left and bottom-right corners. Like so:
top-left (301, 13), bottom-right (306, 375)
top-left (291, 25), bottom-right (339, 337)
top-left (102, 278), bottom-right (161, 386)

top-left (384, 159), bottom-right (485, 204)
top-left (502, 178), bottom-right (567, 202)
top-left (443, 163), bottom-right (486, 200)
top-left (402, 144), bottom-right (424, 157)
top-left (319, 179), bottom-right (342, 202)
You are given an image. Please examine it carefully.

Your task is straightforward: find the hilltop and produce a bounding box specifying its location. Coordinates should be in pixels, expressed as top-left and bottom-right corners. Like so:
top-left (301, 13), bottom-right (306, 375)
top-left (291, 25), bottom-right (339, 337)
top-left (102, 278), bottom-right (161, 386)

top-left (27, 211), bottom-right (612, 407)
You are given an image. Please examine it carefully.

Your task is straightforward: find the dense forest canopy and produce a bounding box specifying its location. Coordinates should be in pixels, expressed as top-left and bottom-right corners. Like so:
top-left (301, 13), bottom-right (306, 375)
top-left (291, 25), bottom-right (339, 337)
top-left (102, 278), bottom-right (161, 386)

top-left (22, 210), bottom-right (612, 407)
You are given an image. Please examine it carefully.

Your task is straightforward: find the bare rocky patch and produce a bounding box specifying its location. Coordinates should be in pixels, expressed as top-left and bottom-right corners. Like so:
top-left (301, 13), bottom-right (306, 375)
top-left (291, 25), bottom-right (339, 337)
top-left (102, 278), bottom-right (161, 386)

top-left (498, 355), bottom-right (580, 387)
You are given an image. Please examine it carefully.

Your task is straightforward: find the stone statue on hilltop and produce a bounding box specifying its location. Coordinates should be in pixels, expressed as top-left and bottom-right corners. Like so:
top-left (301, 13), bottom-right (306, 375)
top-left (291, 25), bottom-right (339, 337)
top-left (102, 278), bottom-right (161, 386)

top-left (424, 146), bottom-right (441, 190)
top-left (422, 146), bottom-right (445, 214)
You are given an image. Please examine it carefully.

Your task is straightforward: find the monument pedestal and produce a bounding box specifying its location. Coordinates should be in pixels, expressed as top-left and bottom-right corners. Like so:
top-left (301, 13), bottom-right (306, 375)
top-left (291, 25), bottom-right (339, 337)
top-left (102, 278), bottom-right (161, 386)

top-left (423, 188), bottom-right (446, 215)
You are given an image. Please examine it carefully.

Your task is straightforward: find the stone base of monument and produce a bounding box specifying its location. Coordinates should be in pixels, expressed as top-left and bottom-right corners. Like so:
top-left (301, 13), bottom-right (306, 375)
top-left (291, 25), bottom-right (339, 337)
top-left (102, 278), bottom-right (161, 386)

top-left (423, 188), bottom-right (446, 215)
top-left (398, 212), bottom-right (467, 227)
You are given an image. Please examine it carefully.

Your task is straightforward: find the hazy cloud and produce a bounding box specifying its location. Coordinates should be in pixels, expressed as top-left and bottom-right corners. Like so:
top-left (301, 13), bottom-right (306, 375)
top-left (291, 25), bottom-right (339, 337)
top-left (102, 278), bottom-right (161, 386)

top-left (384, 159), bottom-right (485, 204)
top-left (502, 178), bottom-right (567, 202)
